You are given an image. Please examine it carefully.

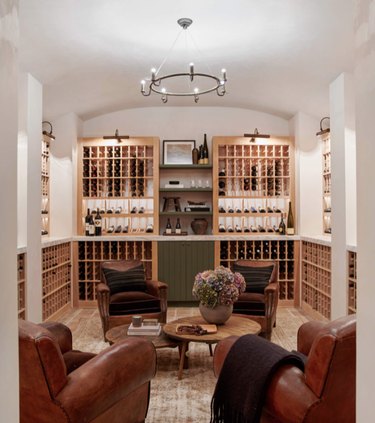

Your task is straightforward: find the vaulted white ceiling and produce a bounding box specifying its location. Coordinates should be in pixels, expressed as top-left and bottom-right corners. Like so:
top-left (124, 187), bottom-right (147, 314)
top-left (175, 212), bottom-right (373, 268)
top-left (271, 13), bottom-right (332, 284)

top-left (19, 0), bottom-right (355, 121)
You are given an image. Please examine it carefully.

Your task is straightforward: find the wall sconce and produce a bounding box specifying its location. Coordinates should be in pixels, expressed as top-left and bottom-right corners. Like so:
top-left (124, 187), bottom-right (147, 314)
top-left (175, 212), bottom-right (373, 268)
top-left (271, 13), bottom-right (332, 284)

top-left (42, 121), bottom-right (55, 140)
top-left (103, 129), bottom-right (130, 143)
top-left (316, 117), bottom-right (330, 136)
top-left (244, 128), bottom-right (270, 143)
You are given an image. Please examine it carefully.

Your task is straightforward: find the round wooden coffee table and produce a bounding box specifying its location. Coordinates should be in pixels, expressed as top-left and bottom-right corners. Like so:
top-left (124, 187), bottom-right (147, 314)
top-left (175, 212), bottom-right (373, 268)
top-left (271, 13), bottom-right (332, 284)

top-left (106, 323), bottom-right (180, 349)
top-left (163, 315), bottom-right (261, 379)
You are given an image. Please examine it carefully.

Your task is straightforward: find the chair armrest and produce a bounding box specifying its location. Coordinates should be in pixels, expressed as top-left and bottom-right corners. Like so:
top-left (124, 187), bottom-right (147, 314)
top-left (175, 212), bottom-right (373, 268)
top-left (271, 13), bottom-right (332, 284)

top-left (264, 282), bottom-right (278, 317)
top-left (57, 337), bottom-right (156, 423)
top-left (213, 336), bottom-right (239, 377)
top-left (264, 365), bottom-right (318, 423)
top-left (146, 280), bottom-right (168, 297)
top-left (297, 320), bottom-right (326, 356)
top-left (39, 322), bottom-right (72, 354)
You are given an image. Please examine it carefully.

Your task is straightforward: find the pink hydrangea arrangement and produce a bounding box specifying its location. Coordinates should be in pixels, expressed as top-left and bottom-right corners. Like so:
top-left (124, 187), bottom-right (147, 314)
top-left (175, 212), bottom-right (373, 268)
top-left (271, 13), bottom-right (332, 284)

top-left (192, 266), bottom-right (246, 308)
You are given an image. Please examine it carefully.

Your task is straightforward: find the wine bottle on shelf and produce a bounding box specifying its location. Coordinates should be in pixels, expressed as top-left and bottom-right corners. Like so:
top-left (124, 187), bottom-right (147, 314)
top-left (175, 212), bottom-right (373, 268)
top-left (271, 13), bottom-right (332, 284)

top-left (219, 206), bottom-right (226, 213)
top-left (286, 201), bottom-right (295, 235)
top-left (279, 214), bottom-right (286, 235)
top-left (203, 134), bottom-right (209, 164)
top-left (94, 208), bottom-right (102, 236)
top-left (88, 212), bottom-right (95, 236)
top-left (145, 223), bottom-right (153, 233)
top-left (138, 206), bottom-right (145, 214)
top-left (192, 146), bottom-right (199, 164)
top-left (227, 205), bottom-right (234, 213)
top-left (198, 145), bottom-right (204, 165)
top-left (175, 218), bottom-right (182, 235)
top-left (114, 225), bottom-right (122, 233)
top-left (250, 225), bottom-right (258, 233)
top-left (85, 208), bottom-right (91, 236)
top-left (218, 224), bottom-right (226, 233)
top-left (227, 225), bottom-right (234, 233)
top-left (250, 206), bottom-right (257, 213)
top-left (122, 225), bottom-right (129, 233)
top-left (219, 168), bottom-right (226, 177)
top-left (114, 206), bottom-right (122, 214)
top-left (165, 218), bottom-right (172, 234)
top-left (243, 226), bottom-right (250, 233)
top-left (107, 225), bottom-right (115, 234)
top-left (130, 206), bottom-right (137, 214)
top-left (258, 225), bottom-right (266, 233)
top-left (235, 225), bottom-right (242, 233)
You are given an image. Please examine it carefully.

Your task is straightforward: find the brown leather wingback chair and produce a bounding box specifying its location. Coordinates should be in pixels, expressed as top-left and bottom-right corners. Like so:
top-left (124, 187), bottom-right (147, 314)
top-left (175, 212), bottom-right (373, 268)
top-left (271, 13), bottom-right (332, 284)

top-left (232, 260), bottom-right (278, 339)
top-left (213, 314), bottom-right (356, 423)
top-left (19, 319), bottom-right (156, 423)
top-left (97, 260), bottom-right (168, 340)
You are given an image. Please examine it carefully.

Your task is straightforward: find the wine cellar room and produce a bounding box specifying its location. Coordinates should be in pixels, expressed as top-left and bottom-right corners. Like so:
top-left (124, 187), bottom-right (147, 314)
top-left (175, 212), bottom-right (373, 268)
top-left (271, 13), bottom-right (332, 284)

top-left (2, 1), bottom-right (375, 421)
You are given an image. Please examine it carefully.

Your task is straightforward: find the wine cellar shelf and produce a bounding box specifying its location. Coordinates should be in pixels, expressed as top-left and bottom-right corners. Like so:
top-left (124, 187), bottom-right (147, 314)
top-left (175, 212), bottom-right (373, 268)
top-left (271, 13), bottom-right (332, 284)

top-left (75, 240), bottom-right (155, 306)
top-left (159, 164), bottom-right (213, 235)
top-left (42, 242), bottom-right (72, 320)
top-left (301, 241), bottom-right (331, 320)
top-left (41, 134), bottom-right (50, 236)
top-left (18, 253), bottom-right (26, 319)
top-left (78, 138), bottom-right (159, 236)
top-left (321, 132), bottom-right (331, 234)
top-left (212, 137), bottom-right (295, 235)
top-left (218, 239), bottom-right (298, 303)
top-left (348, 250), bottom-right (357, 314)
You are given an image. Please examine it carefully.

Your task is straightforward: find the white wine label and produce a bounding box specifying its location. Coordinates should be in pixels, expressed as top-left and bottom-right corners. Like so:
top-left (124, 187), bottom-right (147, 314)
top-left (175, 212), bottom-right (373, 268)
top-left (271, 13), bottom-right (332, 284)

top-left (166, 229), bottom-right (172, 234)
top-left (89, 225), bottom-right (95, 235)
top-left (95, 220), bottom-right (102, 227)
top-left (287, 228), bottom-right (295, 235)
top-left (176, 229), bottom-right (181, 234)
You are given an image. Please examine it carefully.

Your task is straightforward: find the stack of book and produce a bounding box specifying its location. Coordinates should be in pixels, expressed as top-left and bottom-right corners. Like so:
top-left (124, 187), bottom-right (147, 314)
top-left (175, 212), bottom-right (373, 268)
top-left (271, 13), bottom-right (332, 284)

top-left (127, 319), bottom-right (161, 336)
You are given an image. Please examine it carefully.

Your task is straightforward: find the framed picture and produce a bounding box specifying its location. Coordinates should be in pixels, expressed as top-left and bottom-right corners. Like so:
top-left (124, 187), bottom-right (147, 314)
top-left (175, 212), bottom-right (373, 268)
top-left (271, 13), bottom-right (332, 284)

top-left (163, 140), bottom-right (196, 165)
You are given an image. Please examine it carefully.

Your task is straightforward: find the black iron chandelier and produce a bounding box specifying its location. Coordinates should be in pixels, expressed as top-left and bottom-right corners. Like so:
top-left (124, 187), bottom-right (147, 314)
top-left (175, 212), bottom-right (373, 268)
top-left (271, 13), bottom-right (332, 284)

top-left (140, 18), bottom-right (227, 103)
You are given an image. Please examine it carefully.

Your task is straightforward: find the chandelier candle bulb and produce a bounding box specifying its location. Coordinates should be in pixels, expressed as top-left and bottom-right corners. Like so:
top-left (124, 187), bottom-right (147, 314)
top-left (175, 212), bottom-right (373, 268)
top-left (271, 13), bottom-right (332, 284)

top-left (221, 68), bottom-right (227, 81)
top-left (151, 68), bottom-right (156, 81)
top-left (190, 63), bottom-right (194, 80)
top-left (141, 80), bottom-right (146, 93)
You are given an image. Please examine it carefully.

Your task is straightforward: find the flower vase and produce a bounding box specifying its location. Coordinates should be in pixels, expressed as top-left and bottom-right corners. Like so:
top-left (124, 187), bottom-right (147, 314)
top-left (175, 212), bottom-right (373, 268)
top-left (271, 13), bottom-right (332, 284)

top-left (199, 303), bottom-right (233, 325)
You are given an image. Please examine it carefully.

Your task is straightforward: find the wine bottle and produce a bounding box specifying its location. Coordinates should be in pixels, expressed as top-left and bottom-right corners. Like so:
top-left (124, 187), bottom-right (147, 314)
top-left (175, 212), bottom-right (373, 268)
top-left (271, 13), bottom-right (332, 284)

top-left (130, 206), bottom-right (137, 214)
top-left (218, 224), bottom-right (226, 233)
top-left (192, 146), bottom-right (199, 165)
top-left (107, 225), bottom-right (115, 234)
top-left (279, 214), bottom-right (286, 235)
top-left (114, 206), bottom-right (122, 214)
top-left (114, 225), bottom-right (122, 233)
top-left (227, 225), bottom-right (234, 233)
top-left (219, 206), bottom-right (226, 213)
top-left (198, 145), bottom-right (204, 165)
top-left (85, 208), bottom-right (91, 236)
top-left (88, 212), bottom-right (95, 236)
top-left (286, 201), bottom-right (295, 235)
top-left (235, 225), bottom-right (242, 233)
top-left (166, 218), bottom-right (172, 234)
top-left (138, 206), bottom-right (145, 214)
top-left (227, 206), bottom-right (234, 213)
top-left (94, 208), bottom-right (102, 236)
top-left (122, 225), bottom-right (129, 233)
top-left (175, 218), bottom-right (182, 235)
top-left (219, 168), bottom-right (226, 177)
top-left (145, 223), bottom-right (153, 233)
top-left (203, 134), bottom-right (209, 164)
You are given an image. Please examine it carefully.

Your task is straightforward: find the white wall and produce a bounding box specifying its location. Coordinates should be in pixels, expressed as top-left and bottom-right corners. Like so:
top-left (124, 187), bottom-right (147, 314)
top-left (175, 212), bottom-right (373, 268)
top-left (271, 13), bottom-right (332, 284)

top-left (290, 112), bottom-right (322, 236)
top-left (83, 107), bottom-right (290, 159)
top-left (0, 2), bottom-right (20, 421)
top-left (329, 73), bottom-right (355, 319)
top-left (50, 113), bottom-right (82, 237)
top-left (18, 73), bottom-right (43, 322)
top-left (354, 0), bottom-right (375, 419)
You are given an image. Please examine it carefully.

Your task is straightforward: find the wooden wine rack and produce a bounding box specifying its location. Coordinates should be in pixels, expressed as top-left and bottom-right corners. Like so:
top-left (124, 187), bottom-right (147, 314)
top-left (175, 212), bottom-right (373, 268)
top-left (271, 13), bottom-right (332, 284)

top-left (77, 138), bottom-right (159, 235)
top-left (218, 239), bottom-right (298, 303)
top-left (212, 137), bottom-right (294, 234)
top-left (41, 134), bottom-right (50, 236)
top-left (347, 250), bottom-right (357, 314)
top-left (321, 133), bottom-right (331, 234)
top-left (17, 253), bottom-right (26, 319)
top-left (301, 241), bottom-right (331, 320)
top-left (75, 240), bottom-right (155, 306)
top-left (42, 242), bottom-right (71, 320)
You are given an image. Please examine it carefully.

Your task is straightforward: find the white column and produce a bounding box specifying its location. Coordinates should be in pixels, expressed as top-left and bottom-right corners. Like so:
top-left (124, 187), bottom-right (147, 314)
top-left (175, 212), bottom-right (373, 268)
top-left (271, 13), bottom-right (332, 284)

top-left (19, 73), bottom-right (43, 322)
top-left (329, 73), bottom-right (355, 319)
top-left (0, 2), bottom-right (20, 421)
top-left (289, 112), bottom-right (322, 236)
top-left (355, 0), bottom-right (375, 420)
top-left (50, 113), bottom-right (82, 237)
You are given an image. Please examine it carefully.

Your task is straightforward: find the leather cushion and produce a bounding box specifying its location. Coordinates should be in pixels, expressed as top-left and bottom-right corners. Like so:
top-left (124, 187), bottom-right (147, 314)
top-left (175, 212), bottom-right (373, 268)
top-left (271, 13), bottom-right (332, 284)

top-left (233, 263), bottom-right (274, 293)
top-left (109, 291), bottom-right (161, 316)
top-left (103, 264), bottom-right (146, 294)
top-left (233, 292), bottom-right (266, 316)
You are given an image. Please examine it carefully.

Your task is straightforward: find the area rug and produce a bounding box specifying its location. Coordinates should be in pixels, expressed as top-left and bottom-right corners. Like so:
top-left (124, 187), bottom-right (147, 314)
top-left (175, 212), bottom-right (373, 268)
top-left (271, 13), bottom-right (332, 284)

top-left (60, 307), bottom-right (309, 423)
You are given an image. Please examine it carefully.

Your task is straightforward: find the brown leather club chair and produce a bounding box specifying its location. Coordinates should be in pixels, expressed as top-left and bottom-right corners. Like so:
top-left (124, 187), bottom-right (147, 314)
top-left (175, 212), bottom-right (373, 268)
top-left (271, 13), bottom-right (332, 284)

top-left (213, 314), bottom-right (356, 423)
top-left (97, 260), bottom-right (168, 339)
top-left (19, 319), bottom-right (156, 423)
top-left (232, 260), bottom-right (278, 339)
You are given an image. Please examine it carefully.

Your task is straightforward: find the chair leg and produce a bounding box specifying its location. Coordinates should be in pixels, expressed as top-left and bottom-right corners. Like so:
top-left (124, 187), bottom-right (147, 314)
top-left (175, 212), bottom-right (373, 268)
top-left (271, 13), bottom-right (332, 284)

top-left (208, 343), bottom-right (213, 356)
